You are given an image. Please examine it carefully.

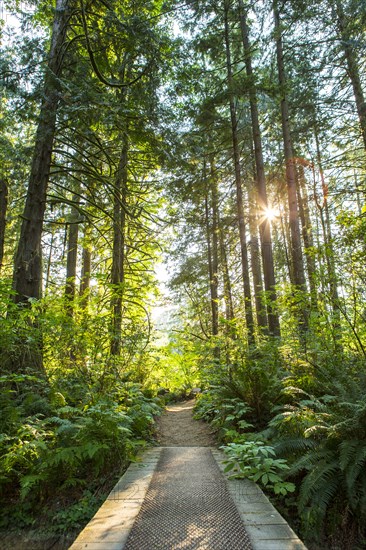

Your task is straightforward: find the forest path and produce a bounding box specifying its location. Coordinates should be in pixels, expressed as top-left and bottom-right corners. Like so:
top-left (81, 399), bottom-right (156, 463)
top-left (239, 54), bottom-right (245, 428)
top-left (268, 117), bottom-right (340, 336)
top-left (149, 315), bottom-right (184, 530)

top-left (70, 401), bottom-right (308, 550)
top-left (123, 446), bottom-right (252, 549)
top-left (155, 398), bottom-right (217, 447)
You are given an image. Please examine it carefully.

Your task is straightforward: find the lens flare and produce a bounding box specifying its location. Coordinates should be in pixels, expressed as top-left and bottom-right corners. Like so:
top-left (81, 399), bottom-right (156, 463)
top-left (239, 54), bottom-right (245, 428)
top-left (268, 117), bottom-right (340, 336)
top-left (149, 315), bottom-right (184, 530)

top-left (263, 206), bottom-right (280, 222)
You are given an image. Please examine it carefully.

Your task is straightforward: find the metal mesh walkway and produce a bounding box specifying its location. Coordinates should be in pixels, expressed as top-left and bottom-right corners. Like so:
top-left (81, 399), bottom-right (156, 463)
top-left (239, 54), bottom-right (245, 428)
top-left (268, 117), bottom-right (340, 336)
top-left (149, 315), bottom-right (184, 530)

top-left (124, 447), bottom-right (252, 550)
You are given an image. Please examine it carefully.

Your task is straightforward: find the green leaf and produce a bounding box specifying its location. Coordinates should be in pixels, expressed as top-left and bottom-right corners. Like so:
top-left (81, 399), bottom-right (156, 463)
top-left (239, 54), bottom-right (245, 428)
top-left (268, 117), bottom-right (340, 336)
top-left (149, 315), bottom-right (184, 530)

top-left (224, 462), bottom-right (236, 473)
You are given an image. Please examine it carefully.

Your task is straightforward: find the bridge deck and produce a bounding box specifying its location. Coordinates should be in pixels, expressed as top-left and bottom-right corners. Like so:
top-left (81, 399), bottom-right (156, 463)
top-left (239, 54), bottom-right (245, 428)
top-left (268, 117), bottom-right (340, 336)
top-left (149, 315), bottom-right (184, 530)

top-left (69, 447), bottom-right (307, 550)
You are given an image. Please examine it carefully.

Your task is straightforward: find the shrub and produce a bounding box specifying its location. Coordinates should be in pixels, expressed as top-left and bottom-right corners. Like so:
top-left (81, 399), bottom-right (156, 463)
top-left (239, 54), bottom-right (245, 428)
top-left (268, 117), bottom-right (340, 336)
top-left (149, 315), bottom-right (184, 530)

top-left (194, 388), bottom-right (253, 439)
top-left (222, 439), bottom-right (295, 496)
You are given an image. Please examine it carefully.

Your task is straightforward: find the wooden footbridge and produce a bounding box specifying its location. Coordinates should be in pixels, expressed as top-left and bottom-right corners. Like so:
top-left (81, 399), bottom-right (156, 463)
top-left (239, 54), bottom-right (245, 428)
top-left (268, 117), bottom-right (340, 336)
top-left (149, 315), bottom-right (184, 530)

top-left (69, 446), bottom-right (307, 550)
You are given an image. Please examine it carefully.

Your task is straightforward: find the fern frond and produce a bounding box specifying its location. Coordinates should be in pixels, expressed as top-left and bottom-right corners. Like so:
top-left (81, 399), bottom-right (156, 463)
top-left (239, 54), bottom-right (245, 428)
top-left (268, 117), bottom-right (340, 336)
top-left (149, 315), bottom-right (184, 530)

top-left (46, 446), bottom-right (82, 468)
top-left (20, 473), bottom-right (48, 499)
top-left (304, 423), bottom-right (329, 437)
top-left (274, 437), bottom-right (317, 457)
top-left (298, 458), bottom-right (340, 513)
top-left (290, 448), bottom-right (334, 476)
top-left (340, 440), bottom-right (366, 491)
top-left (281, 386), bottom-right (312, 399)
top-left (339, 439), bottom-right (360, 471)
top-left (81, 441), bottom-right (109, 460)
top-left (304, 469), bottom-right (341, 520)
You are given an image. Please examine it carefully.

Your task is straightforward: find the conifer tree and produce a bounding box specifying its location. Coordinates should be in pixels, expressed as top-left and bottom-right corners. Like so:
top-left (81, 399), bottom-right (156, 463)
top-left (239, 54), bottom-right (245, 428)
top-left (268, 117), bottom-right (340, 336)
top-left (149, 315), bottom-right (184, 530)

top-left (13, 0), bottom-right (73, 304)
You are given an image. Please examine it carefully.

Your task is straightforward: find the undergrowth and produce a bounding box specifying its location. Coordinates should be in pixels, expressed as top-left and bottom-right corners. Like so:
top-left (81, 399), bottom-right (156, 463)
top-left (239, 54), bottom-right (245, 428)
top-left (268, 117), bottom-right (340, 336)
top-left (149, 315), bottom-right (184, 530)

top-left (194, 343), bottom-right (366, 550)
top-left (0, 371), bottom-right (162, 539)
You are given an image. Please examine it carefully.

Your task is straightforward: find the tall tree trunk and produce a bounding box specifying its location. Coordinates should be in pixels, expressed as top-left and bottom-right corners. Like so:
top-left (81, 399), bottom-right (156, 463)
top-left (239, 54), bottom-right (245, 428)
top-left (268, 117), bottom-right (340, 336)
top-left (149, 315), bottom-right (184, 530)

top-left (12, 0), bottom-right (71, 304)
top-left (335, 0), bottom-right (366, 151)
top-left (273, 2), bottom-right (306, 291)
top-left (313, 126), bottom-right (342, 342)
top-left (80, 225), bottom-right (91, 309)
top-left (44, 228), bottom-right (55, 293)
top-left (218, 218), bottom-right (236, 373)
top-left (110, 133), bottom-right (128, 356)
top-left (279, 195), bottom-right (293, 283)
top-left (64, 196), bottom-right (80, 317)
top-left (274, 1), bottom-right (308, 333)
top-left (219, 221), bottom-right (235, 326)
top-left (0, 178), bottom-right (8, 272)
top-left (248, 177), bottom-right (268, 332)
top-left (296, 165), bottom-right (317, 305)
top-left (204, 159), bottom-right (219, 337)
top-left (205, 199), bottom-right (220, 343)
top-left (210, 157), bottom-right (219, 337)
top-left (224, 1), bottom-right (254, 345)
top-left (239, 0), bottom-right (280, 336)
top-left (248, 149), bottom-right (269, 334)
top-left (9, 0), bottom-right (71, 375)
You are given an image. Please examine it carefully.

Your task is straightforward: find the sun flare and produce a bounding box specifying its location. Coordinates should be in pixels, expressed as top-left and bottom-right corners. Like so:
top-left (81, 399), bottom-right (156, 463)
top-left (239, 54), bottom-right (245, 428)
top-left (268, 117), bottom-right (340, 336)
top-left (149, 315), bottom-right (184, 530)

top-left (263, 206), bottom-right (280, 222)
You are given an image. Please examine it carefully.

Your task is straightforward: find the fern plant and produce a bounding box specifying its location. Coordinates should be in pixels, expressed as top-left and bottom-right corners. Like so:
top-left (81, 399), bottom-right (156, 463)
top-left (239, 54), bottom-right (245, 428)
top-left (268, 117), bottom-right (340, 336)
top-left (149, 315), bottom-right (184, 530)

top-left (271, 368), bottom-right (366, 540)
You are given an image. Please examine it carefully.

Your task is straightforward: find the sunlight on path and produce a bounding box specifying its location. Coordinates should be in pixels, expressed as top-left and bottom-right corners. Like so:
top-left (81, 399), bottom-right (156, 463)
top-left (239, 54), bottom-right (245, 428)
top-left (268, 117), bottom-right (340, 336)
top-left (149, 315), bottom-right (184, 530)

top-left (156, 399), bottom-right (216, 447)
top-left (166, 401), bottom-right (195, 412)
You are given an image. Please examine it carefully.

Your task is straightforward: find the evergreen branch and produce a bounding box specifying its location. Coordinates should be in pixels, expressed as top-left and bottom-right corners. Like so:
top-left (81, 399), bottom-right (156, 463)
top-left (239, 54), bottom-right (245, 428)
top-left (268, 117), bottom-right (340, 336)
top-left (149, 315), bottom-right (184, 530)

top-left (80, 0), bottom-right (151, 89)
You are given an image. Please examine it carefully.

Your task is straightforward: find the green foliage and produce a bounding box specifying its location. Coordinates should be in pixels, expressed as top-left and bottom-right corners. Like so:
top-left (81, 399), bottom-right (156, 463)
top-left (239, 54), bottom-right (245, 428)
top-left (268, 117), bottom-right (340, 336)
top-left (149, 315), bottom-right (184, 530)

top-left (0, 272), bottom-right (163, 532)
top-left (1, 401), bottom-right (127, 503)
top-left (222, 440), bottom-right (295, 496)
top-left (191, 338), bottom-right (366, 545)
top-left (108, 381), bottom-right (162, 438)
top-left (50, 490), bottom-right (103, 533)
top-left (195, 337), bottom-right (285, 428)
top-left (270, 360), bottom-right (366, 540)
top-left (0, 369), bottom-right (162, 529)
top-left (147, 326), bottom-right (202, 393)
top-left (194, 389), bottom-right (253, 437)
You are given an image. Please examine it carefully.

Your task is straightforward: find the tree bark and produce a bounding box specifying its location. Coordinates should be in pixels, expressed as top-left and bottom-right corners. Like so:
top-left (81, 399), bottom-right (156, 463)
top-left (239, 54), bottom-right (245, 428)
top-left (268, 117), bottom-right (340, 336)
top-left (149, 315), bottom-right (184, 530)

top-left (296, 165), bottom-right (317, 304)
top-left (313, 126), bottom-right (342, 342)
top-left (219, 221), bottom-right (235, 326)
top-left (273, 1), bottom-right (308, 334)
top-left (218, 217), bottom-right (236, 372)
top-left (273, 2), bottom-right (306, 292)
top-left (210, 157), bottom-right (219, 337)
top-left (335, 0), bottom-right (366, 152)
top-left (224, 1), bottom-right (255, 345)
top-left (248, 184), bottom-right (268, 332)
top-left (205, 195), bottom-right (219, 335)
top-left (204, 166), bottom-right (220, 338)
top-left (0, 178), bottom-right (8, 272)
top-left (64, 196), bottom-right (80, 316)
top-left (80, 225), bottom-right (92, 309)
top-left (44, 228), bottom-right (55, 293)
top-left (239, 0), bottom-right (280, 336)
top-left (110, 133), bottom-right (128, 356)
top-left (12, 0), bottom-right (71, 303)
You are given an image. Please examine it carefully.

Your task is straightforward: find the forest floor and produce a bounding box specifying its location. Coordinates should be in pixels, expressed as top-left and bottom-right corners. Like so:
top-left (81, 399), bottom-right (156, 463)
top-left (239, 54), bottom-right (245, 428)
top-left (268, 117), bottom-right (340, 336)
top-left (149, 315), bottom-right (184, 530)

top-left (155, 398), bottom-right (217, 447)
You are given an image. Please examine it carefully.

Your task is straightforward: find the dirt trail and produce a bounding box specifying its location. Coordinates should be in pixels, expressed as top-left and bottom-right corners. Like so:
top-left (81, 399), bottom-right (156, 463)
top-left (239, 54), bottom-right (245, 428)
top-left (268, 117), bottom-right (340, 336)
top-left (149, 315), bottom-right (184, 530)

top-left (156, 399), bottom-right (216, 447)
